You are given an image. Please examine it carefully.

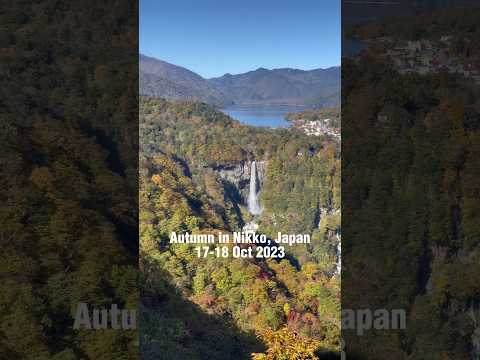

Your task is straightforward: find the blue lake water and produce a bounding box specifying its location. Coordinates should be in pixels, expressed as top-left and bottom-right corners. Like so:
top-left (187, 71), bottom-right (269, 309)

top-left (220, 105), bottom-right (308, 128)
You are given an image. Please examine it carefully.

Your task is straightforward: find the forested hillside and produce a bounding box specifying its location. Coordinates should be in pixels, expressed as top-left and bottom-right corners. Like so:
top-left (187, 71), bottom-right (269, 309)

top-left (343, 48), bottom-right (480, 359)
top-left (139, 54), bottom-right (341, 107)
top-left (209, 66), bottom-right (341, 107)
top-left (1, 1), bottom-right (138, 358)
top-left (140, 97), bottom-right (341, 359)
top-left (140, 54), bottom-right (227, 105)
top-left (286, 107), bottom-right (341, 128)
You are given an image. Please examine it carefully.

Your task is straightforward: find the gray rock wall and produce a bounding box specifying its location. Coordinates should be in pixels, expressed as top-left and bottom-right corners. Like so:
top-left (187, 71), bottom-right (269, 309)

top-left (214, 160), bottom-right (267, 204)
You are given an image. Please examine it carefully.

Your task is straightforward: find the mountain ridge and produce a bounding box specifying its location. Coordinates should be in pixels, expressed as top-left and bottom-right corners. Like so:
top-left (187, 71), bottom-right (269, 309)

top-left (140, 54), bottom-right (227, 104)
top-left (139, 53), bottom-right (340, 107)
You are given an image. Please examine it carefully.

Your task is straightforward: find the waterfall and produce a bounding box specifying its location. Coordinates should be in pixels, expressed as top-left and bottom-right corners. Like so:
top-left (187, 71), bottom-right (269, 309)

top-left (335, 234), bottom-right (341, 275)
top-left (248, 161), bottom-right (262, 215)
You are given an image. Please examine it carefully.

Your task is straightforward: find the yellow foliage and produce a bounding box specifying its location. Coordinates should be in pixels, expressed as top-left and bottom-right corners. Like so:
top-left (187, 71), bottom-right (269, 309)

top-left (252, 327), bottom-right (320, 360)
top-left (151, 174), bottom-right (162, 185)
top-left (30, 167), bottom-right (54, 191)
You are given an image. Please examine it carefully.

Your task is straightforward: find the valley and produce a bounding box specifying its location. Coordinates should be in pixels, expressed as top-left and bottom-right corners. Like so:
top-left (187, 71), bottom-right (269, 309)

top-left (140, 97), bottom-right (341, 359)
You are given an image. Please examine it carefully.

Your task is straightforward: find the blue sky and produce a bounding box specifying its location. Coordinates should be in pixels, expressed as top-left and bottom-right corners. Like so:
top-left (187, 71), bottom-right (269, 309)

top-left (140, 0), bottom-right (340, 78)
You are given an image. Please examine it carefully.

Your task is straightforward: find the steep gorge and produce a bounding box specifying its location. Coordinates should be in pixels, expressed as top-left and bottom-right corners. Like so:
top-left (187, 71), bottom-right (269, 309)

top-left (140, 97), bottom-right (341, 262)
top-left (140, 97), bottom-right (342, 357)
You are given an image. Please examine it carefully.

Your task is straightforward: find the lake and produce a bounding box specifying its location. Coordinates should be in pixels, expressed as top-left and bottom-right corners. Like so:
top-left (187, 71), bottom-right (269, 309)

top-left (220, 105), bottom-right (308, 128)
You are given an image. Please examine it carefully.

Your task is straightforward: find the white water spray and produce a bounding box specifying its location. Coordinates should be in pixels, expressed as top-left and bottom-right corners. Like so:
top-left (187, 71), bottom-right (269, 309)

top-left (248, 161), bottom-right (262, 215)
top-left (335, 233), bottom-right (341, 275)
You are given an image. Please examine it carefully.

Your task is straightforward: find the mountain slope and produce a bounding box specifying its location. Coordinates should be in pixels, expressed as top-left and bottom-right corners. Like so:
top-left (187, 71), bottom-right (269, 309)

top-left (140, 97), bottom-right (341, 357)
top-left (209, 66), bottom-right (340, 106)
top-left (139, 54), bottom-right (340, 107)
top-left (139, 54), bottom-right (227, 104)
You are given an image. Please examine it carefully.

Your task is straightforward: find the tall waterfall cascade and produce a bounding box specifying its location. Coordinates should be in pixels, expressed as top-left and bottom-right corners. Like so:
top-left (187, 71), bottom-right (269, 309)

top-left (248, 161), bottom-right (262, 215)
top-left (335, 234), bottom-right (341, 275)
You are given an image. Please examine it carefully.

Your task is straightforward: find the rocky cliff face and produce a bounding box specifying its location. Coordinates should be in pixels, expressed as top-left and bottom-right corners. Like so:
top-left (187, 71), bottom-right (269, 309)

top-left (214, 160), bottom-right (267, 205)
top-left (468, 303), bottom-right (480, 360)
top-left (424, 245), bottom-right (480, 359)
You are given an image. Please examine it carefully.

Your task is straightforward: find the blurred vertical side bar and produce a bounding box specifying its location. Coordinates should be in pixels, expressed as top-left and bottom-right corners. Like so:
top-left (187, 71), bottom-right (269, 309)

top-left (0, 0), bottom-right (139, 358)
top-left (342, 0), bottom-right (480, 359)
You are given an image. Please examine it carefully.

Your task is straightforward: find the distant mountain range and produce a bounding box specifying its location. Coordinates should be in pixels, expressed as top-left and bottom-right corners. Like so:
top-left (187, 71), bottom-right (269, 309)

top-left (139, 54), bottom-right (226, 104)
top-left (140, 54), bottom-right (340, 107)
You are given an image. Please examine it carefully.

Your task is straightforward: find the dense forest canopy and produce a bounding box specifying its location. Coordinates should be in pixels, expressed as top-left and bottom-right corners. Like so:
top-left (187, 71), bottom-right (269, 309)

top-left (286, 107), bottom-right (341, 128)
top-left (1, 1), bottom-right (138, 359)
top-left (140, 97), bottom-right (341, 359)
top-left (343, 11), bottom-right (480, 357)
